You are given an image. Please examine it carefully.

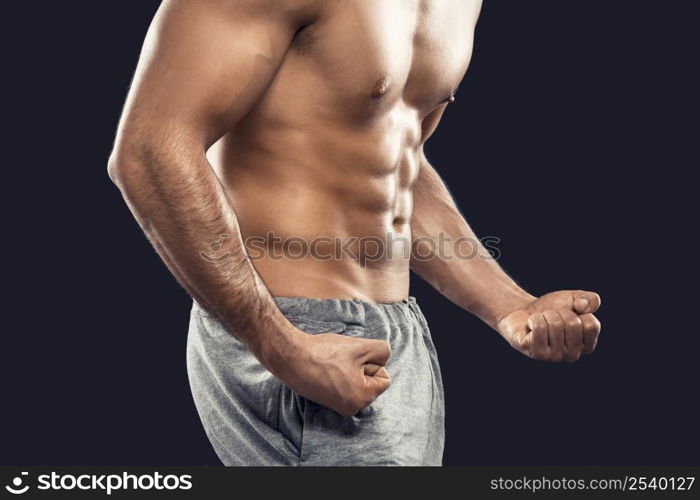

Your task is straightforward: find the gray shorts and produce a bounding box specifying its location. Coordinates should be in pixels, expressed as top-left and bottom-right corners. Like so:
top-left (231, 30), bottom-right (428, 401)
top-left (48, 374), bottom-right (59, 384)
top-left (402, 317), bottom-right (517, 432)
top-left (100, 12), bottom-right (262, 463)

top-left (186, 296), bottom-right (445, 466)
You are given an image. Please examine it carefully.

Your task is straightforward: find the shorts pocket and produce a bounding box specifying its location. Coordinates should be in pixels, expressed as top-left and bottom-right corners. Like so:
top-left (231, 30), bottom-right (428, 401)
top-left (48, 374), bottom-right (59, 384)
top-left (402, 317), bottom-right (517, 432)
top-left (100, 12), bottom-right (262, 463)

top-left (191, 306), bottom-right (227, 338)
top-left (286, 317), bottom-right (348, 335)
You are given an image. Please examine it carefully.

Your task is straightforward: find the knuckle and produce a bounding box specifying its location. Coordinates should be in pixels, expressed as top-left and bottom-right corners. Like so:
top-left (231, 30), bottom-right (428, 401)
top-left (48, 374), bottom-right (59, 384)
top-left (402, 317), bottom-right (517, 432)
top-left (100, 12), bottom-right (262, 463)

top-left (583, 313), bottom-right (601, 328)
top-left (544, 313), bottom-right (562, 327)
top-left (550, 331), bottom-right (564, 343)
top-left (528, 319), bottom-right (541, 332)
top-left (382, 341), bottom-right (392, 356)
top-left (551, 320), bottom-right (564, 330)
top-left (566, 319), bottom-right (581, 330)
top-left (593, 318), bottom-right (602, 332)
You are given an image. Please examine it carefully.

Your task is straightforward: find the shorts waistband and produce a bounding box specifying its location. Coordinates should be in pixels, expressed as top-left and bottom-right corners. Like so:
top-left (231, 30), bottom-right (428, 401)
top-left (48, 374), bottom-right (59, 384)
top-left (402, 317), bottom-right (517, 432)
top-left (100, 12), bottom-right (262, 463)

top-left (192, 296), bottom-right (424, 330)
top-left (272, 295), bottom-right (422, 329)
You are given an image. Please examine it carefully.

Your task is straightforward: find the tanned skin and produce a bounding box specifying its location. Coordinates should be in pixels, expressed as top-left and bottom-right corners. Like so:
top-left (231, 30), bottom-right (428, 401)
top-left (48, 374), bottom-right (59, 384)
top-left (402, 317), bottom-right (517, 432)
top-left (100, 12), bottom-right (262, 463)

top-left (109, 0), bottom-right (601, 417)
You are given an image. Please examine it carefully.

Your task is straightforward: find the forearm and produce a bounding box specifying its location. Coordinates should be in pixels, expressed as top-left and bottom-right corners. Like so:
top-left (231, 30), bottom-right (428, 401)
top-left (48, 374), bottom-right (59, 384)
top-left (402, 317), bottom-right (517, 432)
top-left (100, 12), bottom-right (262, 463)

top-left (410, 160), bottom-right (534, 329)
top-left (108, 139), bottom-right (302, 371)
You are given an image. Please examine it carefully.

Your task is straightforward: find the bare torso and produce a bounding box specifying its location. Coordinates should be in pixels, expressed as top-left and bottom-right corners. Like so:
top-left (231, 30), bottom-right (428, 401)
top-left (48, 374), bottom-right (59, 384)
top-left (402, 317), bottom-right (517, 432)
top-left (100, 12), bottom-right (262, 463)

top-left (207, 0), bottom-right (480, 302)
top-left (111, 0), bottom-right (602, 415)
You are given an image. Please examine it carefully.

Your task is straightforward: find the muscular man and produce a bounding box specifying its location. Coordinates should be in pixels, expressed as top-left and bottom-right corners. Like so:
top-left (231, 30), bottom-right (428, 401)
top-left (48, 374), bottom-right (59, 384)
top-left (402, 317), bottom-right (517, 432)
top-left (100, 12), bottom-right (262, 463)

top-left (109, 0), bottom-right (601, 466)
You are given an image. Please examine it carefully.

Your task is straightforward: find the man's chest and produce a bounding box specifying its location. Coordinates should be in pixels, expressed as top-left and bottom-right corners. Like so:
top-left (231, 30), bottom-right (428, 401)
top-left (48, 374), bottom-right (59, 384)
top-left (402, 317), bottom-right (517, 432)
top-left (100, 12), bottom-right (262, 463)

top-left (294, 0), bottom-right (481, 115)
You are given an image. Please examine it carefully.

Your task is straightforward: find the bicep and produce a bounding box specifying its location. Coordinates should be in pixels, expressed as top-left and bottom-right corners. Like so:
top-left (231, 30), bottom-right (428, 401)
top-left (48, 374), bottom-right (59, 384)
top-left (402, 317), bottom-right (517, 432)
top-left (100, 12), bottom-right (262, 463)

top-left (118, 0), bottom-right (307, 149)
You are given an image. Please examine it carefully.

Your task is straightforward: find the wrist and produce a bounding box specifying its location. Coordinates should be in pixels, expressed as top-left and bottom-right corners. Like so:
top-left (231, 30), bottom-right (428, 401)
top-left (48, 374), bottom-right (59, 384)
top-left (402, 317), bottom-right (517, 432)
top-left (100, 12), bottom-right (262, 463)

top-left (485, 289), bottom-right (536, 331)
top-left (258, 322), bottom-right (309, 379)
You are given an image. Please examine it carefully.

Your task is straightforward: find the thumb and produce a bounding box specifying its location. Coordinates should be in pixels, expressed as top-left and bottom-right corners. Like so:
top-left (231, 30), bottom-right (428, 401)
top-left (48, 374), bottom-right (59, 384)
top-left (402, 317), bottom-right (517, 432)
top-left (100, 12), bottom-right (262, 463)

top-left (573, 291), bottom-right (602, 314)
top-left (364, 363), bottom-right (391, 395)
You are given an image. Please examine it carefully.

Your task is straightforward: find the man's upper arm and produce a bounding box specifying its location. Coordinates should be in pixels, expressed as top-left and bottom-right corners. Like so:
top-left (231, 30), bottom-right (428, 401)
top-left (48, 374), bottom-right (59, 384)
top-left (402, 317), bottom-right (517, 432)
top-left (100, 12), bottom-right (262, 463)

top-left (115, 0), bottom-right (318, 152)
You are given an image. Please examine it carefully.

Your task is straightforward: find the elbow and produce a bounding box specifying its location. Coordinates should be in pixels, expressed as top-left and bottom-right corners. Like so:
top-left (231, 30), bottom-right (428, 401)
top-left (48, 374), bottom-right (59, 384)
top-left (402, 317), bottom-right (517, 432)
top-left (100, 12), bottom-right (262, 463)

top-left (107, 138), bottom-right (139, 188)
top-left (107, 129), bottom-right (197, 189)
top-left (107, 151), bottom-right (144, 193)
top-left (107, 143), bottom-right (153, 191)
top-left (107, 153), bottom-right (123, 186)
top-left (107, 129), bottom-right (202, 192)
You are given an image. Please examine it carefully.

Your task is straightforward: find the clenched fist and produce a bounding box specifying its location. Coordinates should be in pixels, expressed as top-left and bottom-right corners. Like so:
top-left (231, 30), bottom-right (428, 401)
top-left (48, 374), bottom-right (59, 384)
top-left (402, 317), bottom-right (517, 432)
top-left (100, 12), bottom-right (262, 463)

top-left (497, 290), bottom-right (602, 362)
top-left (276, 332), bottom-right (392, 417)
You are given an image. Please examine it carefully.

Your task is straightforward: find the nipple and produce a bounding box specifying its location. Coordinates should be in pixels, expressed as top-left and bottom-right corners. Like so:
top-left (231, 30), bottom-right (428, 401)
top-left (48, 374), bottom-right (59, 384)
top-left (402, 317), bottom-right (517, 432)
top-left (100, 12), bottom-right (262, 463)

top-left (371, 77), bottom-right (392, 98)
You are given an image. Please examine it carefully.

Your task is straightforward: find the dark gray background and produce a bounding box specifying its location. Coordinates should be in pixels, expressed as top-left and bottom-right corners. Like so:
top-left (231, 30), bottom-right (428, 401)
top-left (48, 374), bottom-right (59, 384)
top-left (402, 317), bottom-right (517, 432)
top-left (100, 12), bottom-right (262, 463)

top-left (2, 1), bottom-right (697, 465)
